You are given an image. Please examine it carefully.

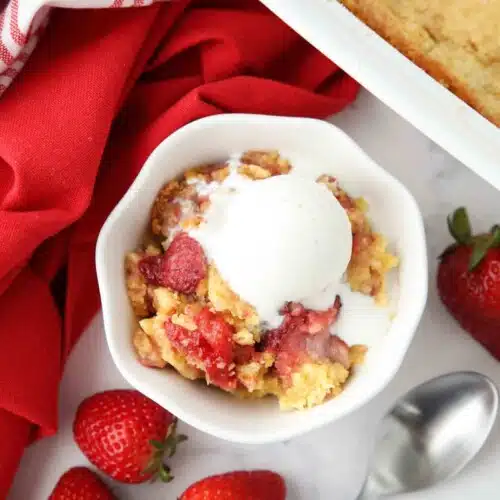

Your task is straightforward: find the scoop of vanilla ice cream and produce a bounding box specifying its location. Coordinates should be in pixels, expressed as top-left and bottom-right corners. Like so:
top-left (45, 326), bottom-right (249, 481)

top-left (191, 174), bottom-right (352, 327)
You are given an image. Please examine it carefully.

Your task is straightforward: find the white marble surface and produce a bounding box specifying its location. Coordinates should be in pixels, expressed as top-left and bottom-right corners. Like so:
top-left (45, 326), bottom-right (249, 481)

top-left (9, 90), bottom-right (500, 500)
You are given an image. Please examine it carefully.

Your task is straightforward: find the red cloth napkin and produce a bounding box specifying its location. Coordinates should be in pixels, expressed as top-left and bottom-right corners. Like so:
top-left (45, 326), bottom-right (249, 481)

top-left (0, 0), bottom-right (359, 495)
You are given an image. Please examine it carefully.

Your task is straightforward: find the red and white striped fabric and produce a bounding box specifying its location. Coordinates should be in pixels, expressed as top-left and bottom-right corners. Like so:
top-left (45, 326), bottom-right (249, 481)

top-left (0, 0), bottom-right (158, 95)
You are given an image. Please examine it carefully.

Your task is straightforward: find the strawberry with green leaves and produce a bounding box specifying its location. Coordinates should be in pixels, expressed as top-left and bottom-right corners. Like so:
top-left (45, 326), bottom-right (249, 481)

top-left (73, 390), bottom-right (186, 484)
top-left (437, 207), bottom-right (500, 358)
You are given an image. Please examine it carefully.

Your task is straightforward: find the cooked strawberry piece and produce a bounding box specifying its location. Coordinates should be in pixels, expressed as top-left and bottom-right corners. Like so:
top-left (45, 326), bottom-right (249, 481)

top-left (195, 308), bottom-right (234, 362)
top-left (286, 302), bottom-right (306, 317)
top-left (264, 298), bottom-right (344, 383)
top-left (266, 298), bottom-right (341, 352)
top-left (164, 233), bottom-right (207, 293)
top-left (263, 314), bottom-right (298, 356)
top-left (165, 320), bottom-right (208, 362)
top-left (305, 301), bottom-right (342, 334)
top-left (164, 309), bottom-right (237, 390)
top-left (329, 335), bottom-right (350, 366)
top-left (306, 333), bottom-right (350, 368)
top-left (234, 345), bottom-right (257, 365)
top-left (203, 353), bottom-right (237, 391)
top-left (273, 325), bottom-right (309, 382)
top-left (138, 233), bottom-right (207, 294)
top-left (138, 255), bottom-right (164, 286)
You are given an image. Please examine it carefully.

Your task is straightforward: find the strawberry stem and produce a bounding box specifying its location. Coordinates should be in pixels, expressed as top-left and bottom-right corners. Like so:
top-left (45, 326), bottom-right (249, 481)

top-left (447, 207), bottom-right (471, 244)
top-left (468, 226), bottom-right (500, 271)
top-left (167, 433), bottom-right (187, 458)
top-left (444, 208), bottom-right (500, 271)
top-left (490, 226), bottom-right (500, 246)
top-left (144, 418), bottom-right (187, 483)
top-left (150, 439), bottom-right (165, 450)
top-left (469, 235), bottom-right (492, 271)
top-left (158, 463), bottom-right (173, 483)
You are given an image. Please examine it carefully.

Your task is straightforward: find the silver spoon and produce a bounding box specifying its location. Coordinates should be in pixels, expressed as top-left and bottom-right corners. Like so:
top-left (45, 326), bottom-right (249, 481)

top-left (357, 371), bottom-right (498, 499)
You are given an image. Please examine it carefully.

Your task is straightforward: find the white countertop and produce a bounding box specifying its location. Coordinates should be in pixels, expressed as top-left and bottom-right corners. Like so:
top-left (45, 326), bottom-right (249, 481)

top-left (9, 90), bottom-right (500, 500)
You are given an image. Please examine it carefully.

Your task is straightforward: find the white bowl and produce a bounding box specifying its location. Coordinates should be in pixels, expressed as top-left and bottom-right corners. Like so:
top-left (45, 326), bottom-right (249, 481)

top-left (96, 114), bottom-right (428, 444)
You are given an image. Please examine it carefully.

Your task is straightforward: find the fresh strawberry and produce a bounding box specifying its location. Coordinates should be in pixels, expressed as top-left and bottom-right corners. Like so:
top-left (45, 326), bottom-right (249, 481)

top-left (179, 470), bottom-right (286, 500)
top-left (165, 308), bottom-right (237, 390)
top-left (73, 390), bottom-right (186, 484)
top-left (437, 207), bottom-right (500, 359)
top-left (48, 467), bottom-right (116, 500)
top-left (139, 232), bottom-right (207, 294)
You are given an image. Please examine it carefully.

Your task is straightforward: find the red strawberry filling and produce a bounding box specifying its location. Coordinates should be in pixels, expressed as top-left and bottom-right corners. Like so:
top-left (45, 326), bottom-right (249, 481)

top-left (263, 297), bottom-right (346, 384)
top-left (138, 255), bottom-right (164, 285)
top-left (141, 234), bottom-right (348, 391)
top-left (234, 344), bottom-right (259, 365)
top-left (165, 308), bottom-right (237, 390)
top-left (164, 298), bottom-right (346, 391)
top-left (139, 232), bottom-right (207, 294)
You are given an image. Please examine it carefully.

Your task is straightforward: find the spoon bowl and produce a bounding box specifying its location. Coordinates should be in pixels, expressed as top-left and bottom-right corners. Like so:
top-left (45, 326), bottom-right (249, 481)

top-left (358, 371), bottom-right (498, 499)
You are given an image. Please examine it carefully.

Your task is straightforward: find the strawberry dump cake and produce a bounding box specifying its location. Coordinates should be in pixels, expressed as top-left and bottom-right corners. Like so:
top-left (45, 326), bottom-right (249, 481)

top-left (125, 151), bottom-right (399, 410)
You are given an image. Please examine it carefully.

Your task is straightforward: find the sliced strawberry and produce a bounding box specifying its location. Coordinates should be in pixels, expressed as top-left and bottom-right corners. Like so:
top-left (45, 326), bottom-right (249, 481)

top-left (138, 233), bottom-right (207, 294)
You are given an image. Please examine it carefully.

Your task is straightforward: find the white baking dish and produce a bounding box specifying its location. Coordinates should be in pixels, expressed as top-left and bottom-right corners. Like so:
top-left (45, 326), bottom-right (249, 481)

top-left (96, 114), bottom-right (427, 444)
top-left (260, 0), bottom-right (500, 189)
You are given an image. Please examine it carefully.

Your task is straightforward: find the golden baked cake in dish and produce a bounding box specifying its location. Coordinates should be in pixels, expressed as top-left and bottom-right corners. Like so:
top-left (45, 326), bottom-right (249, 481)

top-left (338, 0), bottom-right (500, 126)
top-left (125, 151), bottom-right (399, 411)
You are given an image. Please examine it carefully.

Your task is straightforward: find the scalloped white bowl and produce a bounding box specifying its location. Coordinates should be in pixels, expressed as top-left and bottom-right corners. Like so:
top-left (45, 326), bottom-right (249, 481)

top-left (96, 114), bottom-right (427, 444)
